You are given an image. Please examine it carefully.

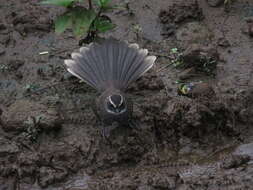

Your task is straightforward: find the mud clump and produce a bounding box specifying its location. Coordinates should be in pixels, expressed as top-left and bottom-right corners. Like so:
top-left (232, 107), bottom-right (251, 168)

top-left (7, 59), bottom-right (24, 72)
top-left (10, 8), bottom-right (52, 35)
top-left (159, 0), bottom-right (204, 37)
top-left (182, 44), bottom-right (219, 67)
top-left (243, 18), bottom-right (253, 37)
top-left (1, 100), bottom-right (62, 134)
top-left (226, 89), bottom-right (253, 125)
top-left (0, 137), bottom-right (19, 178)
top-left (178, 82), bottom-right (215, 99)
top-left (0, 23), bottom-right (7, 31)
top-left (181, 44), bottom-right (219, 76)
top-left (0, 44), bottom-right (5, 55)
top-left (38, 166), bottom-right (68, 187)
top-left (128, 70), bottom-right (165, 93)
top-left (159, 95), bottom-right (237, 141)
top-left (0, 34), bottom-right (10, 46)
top-left (176, 22), bottom-right (213, 49)
top-left (221, 154), bottom-right (250, 169)
top-left (0, 137), bottom-right (19, 157)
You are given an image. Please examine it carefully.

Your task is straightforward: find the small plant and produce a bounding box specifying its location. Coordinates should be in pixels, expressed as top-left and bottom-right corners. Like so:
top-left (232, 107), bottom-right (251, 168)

top-left (196, 55), bottom-right (217, 76)
top-left (170, 48), bottom-right (184, 68)
top-left (24, 84), bottom-right (40, 92)
top-left (132, 24), bottom-right (142, 40)
top-left (156, 48), bottom-right (184, 72)
top-left (169, 48), bottom-right (217, 76)
top-left (23, 115), bottom-right (43, 142)
top-left (41, 0), bottom-right (116, 44)
top-left (162, 47), bottom-right (217, 96)
top-left (224, 0), bottom-right (235, 11)
top-left (224, 0), bottom-right (231, 5)
top-left (0, 65), bottom-right (9, 72)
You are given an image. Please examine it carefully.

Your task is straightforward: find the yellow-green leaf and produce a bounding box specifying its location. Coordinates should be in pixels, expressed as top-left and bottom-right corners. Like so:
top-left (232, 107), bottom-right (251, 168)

top-left (72, 9), bottom-right (96, 37)
top-left (41, 0), bottom-right (75, 7)
top-left (93, 17), bottom-right (115, 33)
top-left (55, 13), bottom-right (72, 33)
top-left (94, 0), bottom-right (112, 8)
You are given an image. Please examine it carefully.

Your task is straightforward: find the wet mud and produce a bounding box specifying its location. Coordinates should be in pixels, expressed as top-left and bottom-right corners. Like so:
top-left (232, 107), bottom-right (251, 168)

top-left (0, 0), bottom-right (253, 189)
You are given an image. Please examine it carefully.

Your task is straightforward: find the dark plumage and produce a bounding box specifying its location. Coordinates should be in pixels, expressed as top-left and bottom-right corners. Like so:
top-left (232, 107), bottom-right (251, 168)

top-left (64, 38), bottom-right (156, 137)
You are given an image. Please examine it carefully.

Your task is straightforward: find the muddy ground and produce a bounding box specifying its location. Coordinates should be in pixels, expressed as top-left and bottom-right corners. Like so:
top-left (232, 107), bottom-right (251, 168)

top-left (0, 0), bottom-right (253, 189)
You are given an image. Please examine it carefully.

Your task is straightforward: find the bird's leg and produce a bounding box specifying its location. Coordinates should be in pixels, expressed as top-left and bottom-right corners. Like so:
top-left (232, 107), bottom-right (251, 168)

top-left (90, 99), bottom-right (111, 143)
top-left (101, 125), bottom-right (110, 139)
top-left (100, 124), bottom-right (113, 146)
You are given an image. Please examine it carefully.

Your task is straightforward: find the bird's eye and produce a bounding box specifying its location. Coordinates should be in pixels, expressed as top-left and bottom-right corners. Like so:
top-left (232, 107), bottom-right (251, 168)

top-left (107, 102), bottom-right (115, 111)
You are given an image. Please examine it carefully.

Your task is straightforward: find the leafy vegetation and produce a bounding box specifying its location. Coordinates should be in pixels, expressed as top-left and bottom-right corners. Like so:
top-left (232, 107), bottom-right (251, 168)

top-left (23, 115), bottom-right (43, 142)
top-left (196, 55), bottom-right (217, 76)
top-left (24, 84), bottom-right (40, 92)
top-left (132, 24), bottom-right (142, 40)
top-left (169, 48), bottom-right (184, 68)
top-left (0, 65), bottom-right (9, 72)
top-left (224, 0), bottom-right (231, 5)
top-left (41, 0), bottom-right (116, 44)
top-left (41, 0), bottom-right (78, 7)
top-left (160, 47), bottom-right (218, 96)
top-left (168, 47), bottom-right (217, 76)
top-left (224, 0), bottom-right (236, 11)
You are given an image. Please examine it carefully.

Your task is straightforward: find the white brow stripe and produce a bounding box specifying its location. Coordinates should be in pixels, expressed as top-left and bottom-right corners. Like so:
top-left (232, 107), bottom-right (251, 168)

top-left (119, 94), bottom-right (123, 106)
top-left (109, 96), bottom-right (117, 108)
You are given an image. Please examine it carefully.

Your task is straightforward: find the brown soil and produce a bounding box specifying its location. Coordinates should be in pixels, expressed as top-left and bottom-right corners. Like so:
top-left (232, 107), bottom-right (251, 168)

top-left (0, 0), bottom-right (253, 189)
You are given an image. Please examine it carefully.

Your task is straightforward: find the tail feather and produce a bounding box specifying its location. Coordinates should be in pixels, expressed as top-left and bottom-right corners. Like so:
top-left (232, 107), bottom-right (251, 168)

top-left (119, 44), bottom-right (138, 86)
top-left (64, 59), bottom-right (98, 89)
top-left (71, 52), bottom-right (100, 86)
top-left (64, 38), bottom-right (156, 92)
top-left (122, 48), bottom-right (148, 88)
top-left (128, 56), bottom-right (156, 85)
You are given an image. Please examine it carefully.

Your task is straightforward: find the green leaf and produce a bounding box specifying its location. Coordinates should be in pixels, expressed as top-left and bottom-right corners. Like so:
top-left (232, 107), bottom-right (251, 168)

top-left (41, 0), bottom-right (75, 7)
top-left (100, 5), bottom-right (115, 12)
top-left (171, 48), bottom-right (178, 54)
top-left (224, 0), bottom-right (230, 4)
top-left (72, 9), bottom-right (96, 36)
top-left (94, 0), bottom-right (112, 8)
top-left (93, 17), bottom-right (115, 33)
top-left (55, 13), bottom-right (72, 33)
top-left (93, 0), bottom-right (101, 7)
top-left (101, 0), bottom-right (111, 6)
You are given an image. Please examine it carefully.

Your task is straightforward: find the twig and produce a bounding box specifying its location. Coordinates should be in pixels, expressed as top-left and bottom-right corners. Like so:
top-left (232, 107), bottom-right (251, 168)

top-left (150, 51), bottom-right (173, 59)
top-left (88, 0), bottom-right (92, 10)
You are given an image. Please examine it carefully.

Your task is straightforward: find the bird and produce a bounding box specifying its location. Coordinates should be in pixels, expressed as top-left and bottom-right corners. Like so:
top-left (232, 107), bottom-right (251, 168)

top-left (64, 38), bottom-right (156, 137)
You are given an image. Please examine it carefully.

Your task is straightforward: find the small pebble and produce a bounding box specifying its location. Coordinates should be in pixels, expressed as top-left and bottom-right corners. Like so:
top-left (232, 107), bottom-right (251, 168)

top-left (248, 23), bottom-right (253, 37)
top-left (0, 44), bottom-right (5, 55)
top-left (0, 23), bottom-right (6, 31)
top-left (207, 0), bottom-right (224, 7)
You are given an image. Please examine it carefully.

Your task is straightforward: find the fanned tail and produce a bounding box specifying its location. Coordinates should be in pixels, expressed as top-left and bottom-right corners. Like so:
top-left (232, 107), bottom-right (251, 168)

top-left (64, 38), bottom-right (156, 92)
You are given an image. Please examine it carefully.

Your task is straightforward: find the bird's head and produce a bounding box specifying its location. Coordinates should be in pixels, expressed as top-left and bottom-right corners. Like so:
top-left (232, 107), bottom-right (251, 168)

top-left (106, 94), bottom-right (126, 114)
